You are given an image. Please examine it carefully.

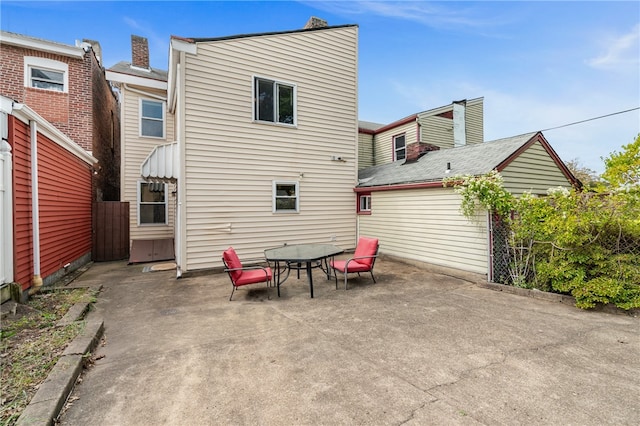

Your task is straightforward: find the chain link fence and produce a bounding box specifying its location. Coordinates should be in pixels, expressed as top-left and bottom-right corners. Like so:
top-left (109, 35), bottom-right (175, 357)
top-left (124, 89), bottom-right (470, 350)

top-left (489, 214), bottom-right (513, 285)
top-left (489, 211), bottom-right (640, 286)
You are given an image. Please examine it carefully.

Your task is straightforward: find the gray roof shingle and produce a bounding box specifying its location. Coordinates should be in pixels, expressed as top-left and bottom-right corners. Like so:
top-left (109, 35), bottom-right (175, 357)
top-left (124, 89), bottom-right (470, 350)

top-left (107, 61), bottom-right (168, 82)
top-left (358, 132), bottom-right (538, 187)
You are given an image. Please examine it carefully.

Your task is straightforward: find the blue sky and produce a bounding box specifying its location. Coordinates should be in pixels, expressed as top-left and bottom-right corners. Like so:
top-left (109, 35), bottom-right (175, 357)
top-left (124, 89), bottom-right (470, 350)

top-left (2, 1), bottom-right (639, 174)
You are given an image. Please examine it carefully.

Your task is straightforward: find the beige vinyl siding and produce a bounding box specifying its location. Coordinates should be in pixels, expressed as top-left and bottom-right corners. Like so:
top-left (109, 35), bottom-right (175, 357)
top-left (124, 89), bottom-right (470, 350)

top-left (420, 98), bottom-right (483, 149)
top-left (501, 141), bottom-right (573, 196)
top-left (421, 116), bottom-right (455, 149)
top-left (373, 120), bottom-right (417, 166)
top-left (465, 99), bottom-right (483, 146)
top-left (121, 87), bottom-right (176, 241)
top-left (358, 187), bottom-right (488, 274)
top-left (182, 26), bottom-right (358, 270)
top-left (358, 132), bottom-right (374, 169)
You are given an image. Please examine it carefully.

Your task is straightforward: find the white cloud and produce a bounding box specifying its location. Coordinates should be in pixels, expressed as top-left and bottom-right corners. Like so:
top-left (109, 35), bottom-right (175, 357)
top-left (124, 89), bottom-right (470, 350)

top-left (587, 24), bottom-right (640, 70)
top-left (301, 0), bottom-right (507, 30)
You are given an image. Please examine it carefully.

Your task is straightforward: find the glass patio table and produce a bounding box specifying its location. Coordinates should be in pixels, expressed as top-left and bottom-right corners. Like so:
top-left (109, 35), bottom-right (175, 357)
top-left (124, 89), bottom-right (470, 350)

top-left (264, 244), bottom-right (344, 298)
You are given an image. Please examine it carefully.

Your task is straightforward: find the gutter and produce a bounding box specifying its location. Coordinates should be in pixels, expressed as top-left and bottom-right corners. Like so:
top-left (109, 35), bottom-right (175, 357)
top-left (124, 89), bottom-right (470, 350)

top-left (354, 180), bottom-right (444, 193)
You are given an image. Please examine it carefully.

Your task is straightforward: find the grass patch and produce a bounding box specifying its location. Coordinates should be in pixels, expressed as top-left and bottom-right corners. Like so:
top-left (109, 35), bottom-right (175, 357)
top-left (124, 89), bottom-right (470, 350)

top-left (1, 288), bottom-right (96, 425)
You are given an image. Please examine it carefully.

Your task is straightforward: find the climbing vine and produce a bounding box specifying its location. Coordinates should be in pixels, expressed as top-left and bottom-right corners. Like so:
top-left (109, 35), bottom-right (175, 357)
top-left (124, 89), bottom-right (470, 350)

top-left (444, 169), bottom-right (640, 310)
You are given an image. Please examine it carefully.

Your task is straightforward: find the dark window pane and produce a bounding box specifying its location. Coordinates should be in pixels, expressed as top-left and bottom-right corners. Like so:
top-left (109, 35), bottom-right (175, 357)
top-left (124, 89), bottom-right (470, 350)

top-left (31, 68), bottom-right (63, 83)
top-left (257, 79), bottom-right (274, 122)
top-left (276, 198), bottom-right (296, 210)
top-left (142, 100), bottom-right (163, 119)
top-left (276, 184), bottom-right (296, 196)
top-left (141, 118), bottom-right (163, 137)
top-left (140, 183), bottom-right (165, 202)
top-left (140, 204), bottom-right (166, 224)
top-left (278, 84), bottom-right (294, 124)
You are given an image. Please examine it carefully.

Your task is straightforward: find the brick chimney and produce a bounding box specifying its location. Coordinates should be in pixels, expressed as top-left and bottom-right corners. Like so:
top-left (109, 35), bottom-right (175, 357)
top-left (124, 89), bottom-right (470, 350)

top-left (404, 142), bottom-right (440, 163)
top-left (304, 16), bottom-right (328, 29)
top-left (131, 35), bottom-right (150, 69)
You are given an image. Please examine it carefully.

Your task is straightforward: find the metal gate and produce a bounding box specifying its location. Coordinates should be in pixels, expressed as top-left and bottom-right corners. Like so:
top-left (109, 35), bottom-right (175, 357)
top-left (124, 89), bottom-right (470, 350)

top-left (92, 201), bottom-right (130, 261)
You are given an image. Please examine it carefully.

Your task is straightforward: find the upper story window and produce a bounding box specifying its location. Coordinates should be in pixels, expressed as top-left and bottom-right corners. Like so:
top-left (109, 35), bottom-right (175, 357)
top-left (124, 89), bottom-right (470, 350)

top-left (24, 57), bottom-right (68, 92)
top-left (273, 181), bottom-right (299, 213)
top-left (140, 99), bottom-right (165, 138)
top-left (254, 77), bottom-right (296, 125)
top-left (393, 134), bottom-right (406, 161)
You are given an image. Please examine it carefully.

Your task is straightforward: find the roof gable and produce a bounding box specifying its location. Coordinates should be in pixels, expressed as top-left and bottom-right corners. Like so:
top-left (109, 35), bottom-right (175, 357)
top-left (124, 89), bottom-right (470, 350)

top-left (357, 131), bottom-right (578, 191)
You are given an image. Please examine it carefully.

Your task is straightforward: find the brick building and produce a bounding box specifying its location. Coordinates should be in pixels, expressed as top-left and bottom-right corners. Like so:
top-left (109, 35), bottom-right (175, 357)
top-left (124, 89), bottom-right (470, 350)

top-left (0, 31), bottom-right (121, 201)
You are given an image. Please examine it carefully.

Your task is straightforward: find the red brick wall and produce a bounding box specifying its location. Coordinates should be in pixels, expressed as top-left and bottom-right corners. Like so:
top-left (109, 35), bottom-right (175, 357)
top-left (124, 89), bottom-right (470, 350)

top-left (90, 51), bottom-right (121, 201)
top-left (0, 43), bottom-right (92, 151)
top-left (0, 41), bottom-right (121, 201)
top-left (25, 88), bottom-right (69, 123)
top-left (0, 44), bottom-right (24, 100)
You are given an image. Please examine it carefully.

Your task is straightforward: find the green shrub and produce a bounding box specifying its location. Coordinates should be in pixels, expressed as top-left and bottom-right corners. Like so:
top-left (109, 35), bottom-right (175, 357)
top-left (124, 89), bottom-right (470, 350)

top-left (446, 170), bottom-right (640, 310)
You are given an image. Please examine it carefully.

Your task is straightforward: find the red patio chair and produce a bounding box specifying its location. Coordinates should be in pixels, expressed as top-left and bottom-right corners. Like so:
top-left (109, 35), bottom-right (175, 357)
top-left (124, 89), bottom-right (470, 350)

top-left (330, 237), bottom-right (379, 290)
top-left (222, 247), bottom-right (272, 301)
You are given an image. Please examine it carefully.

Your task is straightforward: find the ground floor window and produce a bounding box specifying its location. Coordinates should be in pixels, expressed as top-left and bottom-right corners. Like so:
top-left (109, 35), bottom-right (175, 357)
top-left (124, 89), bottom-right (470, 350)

top-left (138, 181), bottom-right (167, 225)
top-left (273, 181), bottom-right (299, 213)
top-left (358, 193), bottom-right (372, 214)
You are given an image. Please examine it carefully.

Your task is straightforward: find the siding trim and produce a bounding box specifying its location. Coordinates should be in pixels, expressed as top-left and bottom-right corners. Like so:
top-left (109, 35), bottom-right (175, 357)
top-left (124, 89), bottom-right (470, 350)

top-left (496, 131), bottom-right (580, 188)
top-left (355, 181), bottom-right (443, 193)
top-left (3, 98), bottom-right (96, 165)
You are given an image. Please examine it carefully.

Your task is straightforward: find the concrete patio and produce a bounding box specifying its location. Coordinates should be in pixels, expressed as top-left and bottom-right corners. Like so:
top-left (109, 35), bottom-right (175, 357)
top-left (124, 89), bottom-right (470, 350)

top-left (58, 257), bottom-right (639, 425)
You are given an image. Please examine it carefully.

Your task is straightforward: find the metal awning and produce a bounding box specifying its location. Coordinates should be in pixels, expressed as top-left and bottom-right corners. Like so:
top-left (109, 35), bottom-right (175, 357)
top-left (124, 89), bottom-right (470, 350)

top-left (140, 141), bottom-right (179, 182)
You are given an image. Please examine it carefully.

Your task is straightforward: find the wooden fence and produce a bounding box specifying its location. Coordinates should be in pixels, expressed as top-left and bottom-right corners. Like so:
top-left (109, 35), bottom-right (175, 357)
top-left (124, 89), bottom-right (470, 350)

top-left (93, 202), bottom-right (129, 261)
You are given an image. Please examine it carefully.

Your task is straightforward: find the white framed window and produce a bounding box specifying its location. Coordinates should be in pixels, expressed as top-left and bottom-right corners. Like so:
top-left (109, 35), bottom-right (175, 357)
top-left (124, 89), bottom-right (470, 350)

top-left (140, 99), bottom-right (165, 138)
top-left (393, 134), bottom-right (406, 161)
top-left (254, 76), bottom-right (296, 125)
top-left (138, 181), bottom-right (168, 225)
top-left (273, 181), bottom-right (299, 213)
top-left (24, 57), bottom-right (68, 92)
top-left (358, 193), bottom-right (371, 214)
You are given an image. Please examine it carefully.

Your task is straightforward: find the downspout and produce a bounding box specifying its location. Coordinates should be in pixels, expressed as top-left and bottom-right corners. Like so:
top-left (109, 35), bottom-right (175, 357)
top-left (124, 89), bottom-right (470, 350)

top-left (29, 119), bottom-right (43, 294)
top-left (176, 57), bottom-right (185, 278)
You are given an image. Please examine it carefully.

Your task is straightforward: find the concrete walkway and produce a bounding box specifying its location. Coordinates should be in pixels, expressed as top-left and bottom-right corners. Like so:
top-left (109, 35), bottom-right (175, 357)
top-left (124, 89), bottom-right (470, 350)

top-left (58, 258), bottom-right (639, 425)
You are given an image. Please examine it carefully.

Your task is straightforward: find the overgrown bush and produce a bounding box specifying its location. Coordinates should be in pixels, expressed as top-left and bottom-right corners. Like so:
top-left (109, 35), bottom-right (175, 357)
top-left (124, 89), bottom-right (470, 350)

top-left (444, 163), bottom-right (640, 310)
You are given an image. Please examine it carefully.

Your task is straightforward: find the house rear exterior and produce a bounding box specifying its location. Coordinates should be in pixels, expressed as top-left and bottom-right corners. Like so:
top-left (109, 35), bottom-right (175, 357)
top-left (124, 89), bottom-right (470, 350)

top-left (106, 36), bottom-right (176, 262)
top-left (356, 130), bottom-right (579, 279)
top-left (169, 22), bottom-right (359, 274)
top-left (115, 19), bottom-right (359, 275)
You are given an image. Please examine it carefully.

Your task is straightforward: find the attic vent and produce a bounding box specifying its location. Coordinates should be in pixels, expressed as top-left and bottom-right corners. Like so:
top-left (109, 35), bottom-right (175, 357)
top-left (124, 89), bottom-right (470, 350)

top-left (304, 16), bottom-right (328, 29)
